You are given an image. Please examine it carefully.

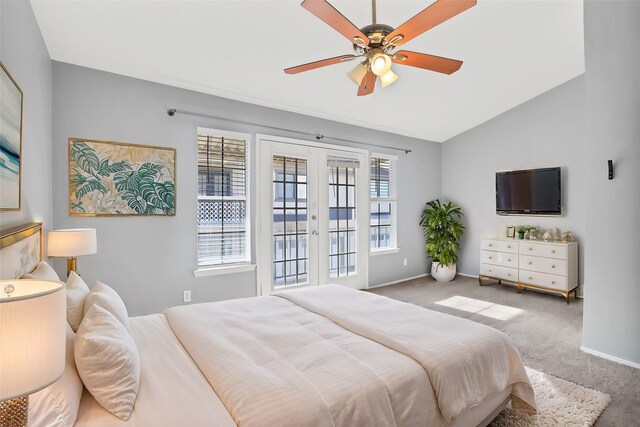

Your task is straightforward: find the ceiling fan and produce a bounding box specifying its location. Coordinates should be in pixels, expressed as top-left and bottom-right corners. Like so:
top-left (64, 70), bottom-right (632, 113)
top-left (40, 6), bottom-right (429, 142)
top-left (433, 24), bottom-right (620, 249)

top-left (284, 0), bottom-right (476, 96)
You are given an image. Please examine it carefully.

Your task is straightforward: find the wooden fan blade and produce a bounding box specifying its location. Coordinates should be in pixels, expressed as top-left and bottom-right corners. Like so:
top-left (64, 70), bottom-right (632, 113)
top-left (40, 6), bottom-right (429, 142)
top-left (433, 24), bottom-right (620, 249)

top-left (392, 50), bottom-right (463, 74)
top-left (386, 0), bottom-right (476, 47)
top-left (301, 0), bottom-right (370, 46)
top-left (284, 55), bottom-right (356, 74)
top-left (357, 70), bottom-right (376, 96)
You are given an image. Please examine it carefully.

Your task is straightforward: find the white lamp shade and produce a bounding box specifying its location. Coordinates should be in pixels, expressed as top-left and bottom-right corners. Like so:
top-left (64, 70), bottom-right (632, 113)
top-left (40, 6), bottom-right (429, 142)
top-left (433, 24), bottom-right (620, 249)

top-left (380, 70), bottom-right (398, 88)
top-left (370, 53), bottom-right (392, 76)
top-left (0, 280), bottom-right (66, 400)
top-left (347, 63), bottom-right (368, 85)
top-left (47, 228), bottom-right (97, 257)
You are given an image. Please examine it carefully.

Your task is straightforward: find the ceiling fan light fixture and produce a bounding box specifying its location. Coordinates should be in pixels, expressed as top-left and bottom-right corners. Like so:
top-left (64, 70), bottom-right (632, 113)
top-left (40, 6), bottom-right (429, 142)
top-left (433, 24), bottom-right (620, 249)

top-left (347, 62), bottom-right (368, 85)
top-left (380, 70), bottom-right (398, 87)
top-left (370, 52), bottom-right (392, 76)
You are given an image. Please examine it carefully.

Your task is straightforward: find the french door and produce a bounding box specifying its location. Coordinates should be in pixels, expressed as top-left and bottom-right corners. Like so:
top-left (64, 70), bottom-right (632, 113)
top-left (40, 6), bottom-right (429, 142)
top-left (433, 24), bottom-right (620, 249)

top-left (258, 136), bottom-right (368, 295)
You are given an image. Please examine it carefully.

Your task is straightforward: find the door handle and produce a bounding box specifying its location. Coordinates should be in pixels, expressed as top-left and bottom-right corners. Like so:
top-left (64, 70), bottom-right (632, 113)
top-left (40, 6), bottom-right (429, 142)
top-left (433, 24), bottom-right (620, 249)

top-left (312, 231), bottom-right (319, 236)
top-left (311, 215), bottom-right (317, 220)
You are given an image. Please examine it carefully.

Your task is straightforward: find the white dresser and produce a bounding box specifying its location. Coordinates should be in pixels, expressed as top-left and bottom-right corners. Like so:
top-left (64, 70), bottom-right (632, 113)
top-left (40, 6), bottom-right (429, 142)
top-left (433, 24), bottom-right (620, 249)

top-left (479, 237), bottom-right (578, 303)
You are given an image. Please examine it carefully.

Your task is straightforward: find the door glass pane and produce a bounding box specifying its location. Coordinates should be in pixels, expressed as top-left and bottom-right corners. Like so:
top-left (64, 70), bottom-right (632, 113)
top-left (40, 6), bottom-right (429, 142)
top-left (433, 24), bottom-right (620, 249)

top-left (273, 156), bottom-right (308, 287)
top-left (328, 165), bottom-right (357, 278)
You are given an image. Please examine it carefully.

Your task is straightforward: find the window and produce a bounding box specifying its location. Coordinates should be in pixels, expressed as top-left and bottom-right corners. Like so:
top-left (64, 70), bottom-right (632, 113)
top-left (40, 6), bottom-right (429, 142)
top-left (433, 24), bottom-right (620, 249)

top-left (370, 154), bottom-right (397, 251)
top-left (197, 129), bottom-right (250, 267)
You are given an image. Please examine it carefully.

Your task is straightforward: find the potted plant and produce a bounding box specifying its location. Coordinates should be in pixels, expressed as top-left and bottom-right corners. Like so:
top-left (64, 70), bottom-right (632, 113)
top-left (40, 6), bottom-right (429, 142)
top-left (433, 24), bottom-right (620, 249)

top-left (515, 226), bottom-right (526, 239)
top-left (419, 199), bottom-right (465, 282)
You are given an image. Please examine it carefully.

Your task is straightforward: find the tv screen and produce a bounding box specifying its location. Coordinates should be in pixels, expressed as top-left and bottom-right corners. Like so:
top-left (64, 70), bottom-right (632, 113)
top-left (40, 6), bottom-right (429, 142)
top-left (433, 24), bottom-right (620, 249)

top-left (496, 167), bottom-right (561, 215)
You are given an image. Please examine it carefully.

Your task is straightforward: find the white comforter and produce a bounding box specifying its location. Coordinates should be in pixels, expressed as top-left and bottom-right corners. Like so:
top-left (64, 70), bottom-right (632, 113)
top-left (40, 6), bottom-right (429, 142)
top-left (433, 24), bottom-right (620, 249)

top-left (165, 285), bottom-right (535, 427)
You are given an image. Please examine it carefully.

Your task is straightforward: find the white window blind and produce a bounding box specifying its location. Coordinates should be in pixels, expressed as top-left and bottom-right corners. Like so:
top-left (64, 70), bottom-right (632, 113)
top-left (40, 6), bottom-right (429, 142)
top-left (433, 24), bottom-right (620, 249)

top-left (197, 130), bottom-right (250, 267)
top-left (370, 154), bottom-right (397, 250)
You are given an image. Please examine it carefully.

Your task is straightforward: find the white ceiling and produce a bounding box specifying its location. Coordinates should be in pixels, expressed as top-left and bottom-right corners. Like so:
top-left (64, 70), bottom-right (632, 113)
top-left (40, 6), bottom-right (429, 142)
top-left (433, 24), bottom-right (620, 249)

top-left (31, 0), bottom-right (585, 142)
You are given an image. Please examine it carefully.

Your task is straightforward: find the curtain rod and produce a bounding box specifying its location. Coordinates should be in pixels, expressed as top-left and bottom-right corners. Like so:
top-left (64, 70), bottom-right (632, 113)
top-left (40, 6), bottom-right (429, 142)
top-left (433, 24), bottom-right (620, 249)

top-left (167, 108), bottom-right (412, 154)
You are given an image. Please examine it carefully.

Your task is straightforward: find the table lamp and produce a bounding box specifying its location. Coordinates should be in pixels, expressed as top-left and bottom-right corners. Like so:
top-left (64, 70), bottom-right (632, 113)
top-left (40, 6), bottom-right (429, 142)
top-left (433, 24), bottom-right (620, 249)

top-left (0, 279), bottom-right (66, 427)
top-left (47, 228), bottom-right (97, 277)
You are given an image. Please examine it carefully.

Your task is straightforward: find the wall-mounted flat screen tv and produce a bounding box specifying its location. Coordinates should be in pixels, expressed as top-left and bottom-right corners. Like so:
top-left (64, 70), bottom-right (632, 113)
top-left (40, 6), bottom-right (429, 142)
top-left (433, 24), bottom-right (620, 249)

top-left (496, 167), bottom-right (562, 215)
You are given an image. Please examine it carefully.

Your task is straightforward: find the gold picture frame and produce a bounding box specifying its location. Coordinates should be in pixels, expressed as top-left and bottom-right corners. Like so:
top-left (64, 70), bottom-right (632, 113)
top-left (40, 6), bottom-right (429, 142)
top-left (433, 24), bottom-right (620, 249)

top-left (506, 226), bottom-right (515, 239)
top-left (0, 62), bottom-right (23, 211)
top-left (68, 138), bottom-right (176, 216)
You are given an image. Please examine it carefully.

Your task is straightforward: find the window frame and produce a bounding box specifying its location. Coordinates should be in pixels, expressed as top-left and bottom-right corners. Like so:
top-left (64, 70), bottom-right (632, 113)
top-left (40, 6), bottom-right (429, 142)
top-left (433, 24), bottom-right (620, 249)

top-left (369, 153), bottom-right (398, 254)
top-left (194, 127), bottom-right (252, 275)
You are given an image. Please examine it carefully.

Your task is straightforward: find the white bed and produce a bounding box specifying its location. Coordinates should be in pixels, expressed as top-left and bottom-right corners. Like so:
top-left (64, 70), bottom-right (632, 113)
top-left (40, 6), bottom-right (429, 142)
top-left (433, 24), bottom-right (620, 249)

top-left (0, 222), bottom-right (536, 427)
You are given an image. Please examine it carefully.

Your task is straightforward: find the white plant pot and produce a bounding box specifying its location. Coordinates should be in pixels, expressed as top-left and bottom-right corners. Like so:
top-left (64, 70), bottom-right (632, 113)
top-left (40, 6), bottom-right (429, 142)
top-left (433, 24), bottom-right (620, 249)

top-left (431, 262), bottom-right (457, 282)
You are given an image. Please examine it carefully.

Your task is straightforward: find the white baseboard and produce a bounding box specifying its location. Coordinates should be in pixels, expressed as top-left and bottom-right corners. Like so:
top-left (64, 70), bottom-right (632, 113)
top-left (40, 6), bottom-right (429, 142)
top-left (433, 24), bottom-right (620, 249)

top-left (580, 346), bottom-right (640, 369)
top-left (457, 272), bottom-right (479, 278)
top-left (368, 273), bottom-right (429, 289)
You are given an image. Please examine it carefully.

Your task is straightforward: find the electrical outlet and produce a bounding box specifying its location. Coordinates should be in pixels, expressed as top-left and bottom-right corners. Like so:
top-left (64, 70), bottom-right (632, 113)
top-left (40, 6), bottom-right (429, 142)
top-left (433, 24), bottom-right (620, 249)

top-left (403, 258), bottom-right (408, 266)
top-left (183, 290), bottom-right (192, 303)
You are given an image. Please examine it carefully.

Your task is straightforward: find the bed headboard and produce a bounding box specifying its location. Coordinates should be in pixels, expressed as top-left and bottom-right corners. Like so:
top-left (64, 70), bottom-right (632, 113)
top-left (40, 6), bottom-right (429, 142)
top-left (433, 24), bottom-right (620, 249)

top-left (0, 222), bottom-right (43, 279)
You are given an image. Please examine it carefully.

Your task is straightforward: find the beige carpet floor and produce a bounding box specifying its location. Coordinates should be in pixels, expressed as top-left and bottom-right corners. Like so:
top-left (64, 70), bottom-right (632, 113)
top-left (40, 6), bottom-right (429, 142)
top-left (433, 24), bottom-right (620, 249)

top-left (369, 275), bottom-right (640, 427)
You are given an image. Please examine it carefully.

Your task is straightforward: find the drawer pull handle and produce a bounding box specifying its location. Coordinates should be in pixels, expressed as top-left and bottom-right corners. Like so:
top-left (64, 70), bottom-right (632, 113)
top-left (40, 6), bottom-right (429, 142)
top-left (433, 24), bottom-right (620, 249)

top-left (489, 269), bottom-right (492, 272)
top-left (507, 245), bottom-right (511, 248)
top-left (551, 250), bottom-right (556, 254)
top-left (489, 256), bottom-right (492, 259)
top-left (508, 273), bottom-right (511, 277)
top-left (508, 258), bottom-right (511, 262)
top-left (528, 277), bottom-right (533, 280)
top-left (551, 281), bottom-right (556, 285)
top-left (488, 244), bottom-right (492, 247)
top-left (529, 247), bottom-right (533, 251)
top-left (552, 265), bottom-right (556, 269)
top-left (528, 262), bottom-right (532, 265)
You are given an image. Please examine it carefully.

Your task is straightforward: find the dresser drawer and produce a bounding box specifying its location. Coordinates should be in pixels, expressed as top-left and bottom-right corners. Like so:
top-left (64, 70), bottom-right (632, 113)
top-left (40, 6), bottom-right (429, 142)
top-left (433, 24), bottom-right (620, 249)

top-left (519, 242), bottom-right (566, 259)
top-left (481, 251), bottom-right (518, 268)
top-left (519, 255), bottom-right (567, 275)
top-left (480, 264), bottom-right (518, 282)
top-left (520, 270), bottom-right (568, 291)
top-left (481, 239), bottom-right (501, 251)
top-left (481, 250), bottom-right (500, 265)
top-left (500, 241), bottom-right (518, 254)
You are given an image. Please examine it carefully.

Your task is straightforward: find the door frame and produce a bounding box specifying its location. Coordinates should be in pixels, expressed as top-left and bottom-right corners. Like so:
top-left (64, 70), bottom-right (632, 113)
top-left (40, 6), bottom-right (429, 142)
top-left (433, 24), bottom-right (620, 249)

top-left (256, 134), bottom-right (370, 296)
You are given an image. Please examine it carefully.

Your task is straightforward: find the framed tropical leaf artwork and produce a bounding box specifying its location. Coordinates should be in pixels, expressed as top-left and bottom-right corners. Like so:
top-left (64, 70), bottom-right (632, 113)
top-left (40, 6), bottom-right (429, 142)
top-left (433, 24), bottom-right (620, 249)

top-left (68, 138), bottom-right (176, 216)
top-left (0, 62), bottom-right (23, 211)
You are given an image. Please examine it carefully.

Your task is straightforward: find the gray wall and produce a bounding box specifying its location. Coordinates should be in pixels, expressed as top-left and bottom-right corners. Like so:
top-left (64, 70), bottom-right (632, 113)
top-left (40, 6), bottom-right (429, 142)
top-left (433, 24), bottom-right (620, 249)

top-left (581, 1), bottom-right (640, 365)
top-left (441, 76), bottom-right (586, 288)
top-left (0, 0), bottom-right (52, 230)
top-left (51, 62), bottom-right (440, 316)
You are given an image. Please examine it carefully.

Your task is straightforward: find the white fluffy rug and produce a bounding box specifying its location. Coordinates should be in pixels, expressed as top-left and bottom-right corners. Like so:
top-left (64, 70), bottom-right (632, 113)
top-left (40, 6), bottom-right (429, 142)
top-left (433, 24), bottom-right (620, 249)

top-left (490, 367), bottom-right (611, 427)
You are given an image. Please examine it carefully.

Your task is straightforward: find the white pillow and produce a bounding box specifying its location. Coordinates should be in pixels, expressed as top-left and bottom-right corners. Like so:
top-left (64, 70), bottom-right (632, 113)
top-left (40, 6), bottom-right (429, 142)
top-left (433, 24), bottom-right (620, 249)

top-left (75, 305), bottom-right (140, 420)
top-left (66, 271), bottom-right (90, 332)
top-left (29, 323), bottom-right (83, 427)
top-left (84, 281), bottom-right (129, 328)
top-left (22, 261), bottom-right (60, 281)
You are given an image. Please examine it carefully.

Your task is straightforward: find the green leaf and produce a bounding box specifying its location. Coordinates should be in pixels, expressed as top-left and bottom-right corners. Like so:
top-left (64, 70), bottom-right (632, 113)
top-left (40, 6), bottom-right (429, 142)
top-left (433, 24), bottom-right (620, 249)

top-left (154, 182), bottom-right (175, 212)
top-left (97, 159), bottom-right (131, 178)
top-left (70, 172), bottom-right (87, 187)
top-left (75, 179), bottom-right (107, 198)
top-left (120, 191), bottom-right (145, 213)
top-left (70, 200), bottom-right (85, 213)
top-left (114, 170), bottom-right (139, 192)
top-left (71, 142), bottom-right (100, 175)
